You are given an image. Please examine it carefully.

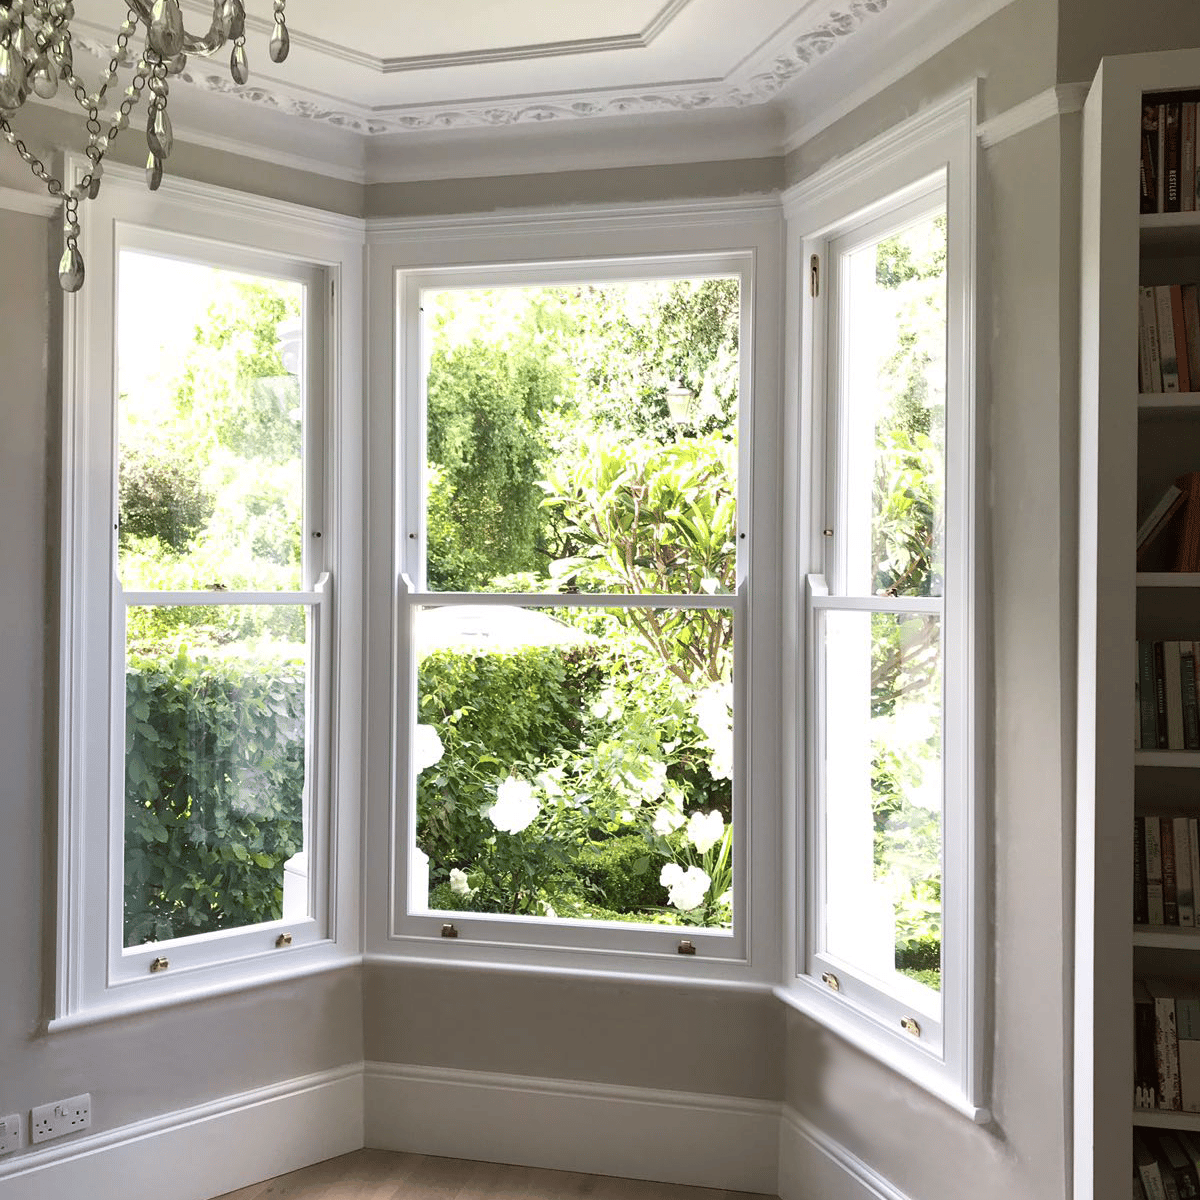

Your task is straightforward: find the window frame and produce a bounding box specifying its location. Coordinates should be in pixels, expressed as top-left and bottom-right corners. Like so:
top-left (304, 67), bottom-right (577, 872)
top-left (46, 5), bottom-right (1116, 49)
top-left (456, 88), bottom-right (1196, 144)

top-left (779, 86), bottom-right (988, 1120)
top-left (53, 159), bottom-right (364, 1025)
top-left (364, 204), bottom-right (784, 984)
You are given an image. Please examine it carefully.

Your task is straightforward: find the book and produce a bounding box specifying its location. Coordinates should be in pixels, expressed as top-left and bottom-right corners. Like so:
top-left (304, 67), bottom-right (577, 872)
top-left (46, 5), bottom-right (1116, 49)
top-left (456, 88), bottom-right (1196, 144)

top-left (1173, 474), bottom-right (1200, 573)
top-left (1143, 640), bottom-right (1165, 750)
top-left (1166, 642), bottom-right (1185, 749)
top-left (1158, 285), bottom-right (1182, 392)
top-left (1183, 285), bottom-right (1200, 388)
top-left (1168, 101), bottom-right (1183, 212)
top-left (1164, 817), bottom-right (1180, 925)
top-left (1177, 815), bottom-right (1196, 926)
top-left (1186, 102), bottom-right (1198, 212)
top-left (1137, 1178), bottom-right (1148, 1200)
top-left (1145, 101), bottom-right (1163, 214)
top-left (1141, 1129), bottom-right (1172, 1200)
top-left (1143, 286), bottom-right (1165, 393)
top-left (1158, 643), bottom-right (1171, 751)
top-left (1148, 814), bottom-right (1166, 926)
top-left (1147, 977), bottom-right (1184, 1109)
top-left (1139, 485), bottom-right (1187, 556)
top-left (1161, 101), bottom-right (1170, 213)
top-left (1136, 816), bottom-right (1150, 924)
top-left (1139, 979), bottom-right (1162, 1106)
top-left (1172, 287), bottom-right (1192, 393)
top-left (1189, 816), bottom-right (1200, 930)
top-left (1183, 645), bottom-right (1200, 748)
top-left (1178, 987), bottom-right (1200, 1112)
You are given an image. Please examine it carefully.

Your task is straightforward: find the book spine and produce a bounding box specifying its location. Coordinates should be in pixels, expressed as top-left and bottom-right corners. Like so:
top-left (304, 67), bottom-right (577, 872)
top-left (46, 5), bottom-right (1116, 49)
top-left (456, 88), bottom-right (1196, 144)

top-left (1164, 816), bottom-right (1181, 926)
top-left (1177, 815), bottom-right (1196, 926)
top-left (1168, 100), bottom-right (1183, 212)
top-left (1148, 815), bottom-right (1166, 925)
top-left (1161, 102), bottom-right (1169, 213)
top-left (1145, 101), bottom-right (1162, 214)
top-left (1143, 640), bottom-right (1164, 749)
top-left (1145, 1156), bottom-right (1171, 1200)
top-left (1183, 647), bottom-right (1199, 749)
top-left (1175, 477), bottom-right (1200, 573)
top-left (1136, 816), bottom-right (1150, 924)
top-left (1173, 286), bottom-right (1192, 393)
top-left (1184, 285), bottom-right (1200, 393)
top-left (1167, 640), bottom-right (1185, 749)
top-left (1185, 102), bottom-right (1197, 212)
top-left (1144, 287), bottom-right (1165, 394)
top-left (1158, 641), bottom-right (1171, 749)
top-left (1158, 992), bottom-right (1183, 1108)
top-left (1140, 991), bottom-right (1162, 1106)
top-left (1189, 816), bottom-right (1200, 931)
top-left (1158, 287), bottom-right (1182, 393)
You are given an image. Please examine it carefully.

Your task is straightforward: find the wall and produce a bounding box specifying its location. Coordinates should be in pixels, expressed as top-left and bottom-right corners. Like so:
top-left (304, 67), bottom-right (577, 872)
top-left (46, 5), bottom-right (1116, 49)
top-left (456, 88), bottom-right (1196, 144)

top-left (1056, 0), bottom-right (1200, 85)
top-left (0, 203), bottom-right (364, 1148)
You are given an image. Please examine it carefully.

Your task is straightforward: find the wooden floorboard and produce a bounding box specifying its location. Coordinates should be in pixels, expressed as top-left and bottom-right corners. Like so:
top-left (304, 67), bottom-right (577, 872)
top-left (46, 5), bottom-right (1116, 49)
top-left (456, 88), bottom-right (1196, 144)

top-left (211, 1150), bottom-right (774, 1200)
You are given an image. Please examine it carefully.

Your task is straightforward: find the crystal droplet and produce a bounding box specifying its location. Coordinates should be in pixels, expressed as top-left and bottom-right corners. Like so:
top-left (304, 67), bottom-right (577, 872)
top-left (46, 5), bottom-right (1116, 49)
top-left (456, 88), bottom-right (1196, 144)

top-left (147, 0), bottom-right (185, 59)
top-left (30, 59), bottom-right (56, 99)
top-left (225, 0), bottom-right (245, 41)
top-left (54, 36), bottom-right (72, 81)
top-left (165, 52), bottom-right (186, 76)
top-left (269, 19), bottom-right (289, 63)
top-left (58, 241), bottom-right (84, 292)
top-left (146, 151), bottom-right (163, 191)
top-left (147, 104), bottom-right (172, 158)
top-left (0, 43), bottom-right (27, 109)
top-left (87, 160), bottom-right (103, 199)
top-left (230, 41), bottom-right (248, 85)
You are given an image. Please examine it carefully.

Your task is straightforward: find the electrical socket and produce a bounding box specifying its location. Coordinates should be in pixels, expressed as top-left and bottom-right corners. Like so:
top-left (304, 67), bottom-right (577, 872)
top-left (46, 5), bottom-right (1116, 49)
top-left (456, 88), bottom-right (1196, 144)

top-left (30, 1094), bottom-right (90, 1144)
top-left (0, 1114), bottom-right (20, 1155)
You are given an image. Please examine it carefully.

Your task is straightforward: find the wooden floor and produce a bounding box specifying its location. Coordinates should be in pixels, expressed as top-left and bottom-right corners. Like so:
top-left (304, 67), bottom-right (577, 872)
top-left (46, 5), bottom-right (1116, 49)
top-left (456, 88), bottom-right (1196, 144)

top-left (213, 1150), bottom-right (772, 1200)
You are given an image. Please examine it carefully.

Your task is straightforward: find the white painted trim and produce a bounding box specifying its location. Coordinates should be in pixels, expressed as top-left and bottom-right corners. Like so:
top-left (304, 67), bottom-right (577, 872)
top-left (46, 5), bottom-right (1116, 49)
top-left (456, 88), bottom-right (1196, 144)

top-left (366, 193), bottom-right (782, 240)
top-left (0, 1064), bottom-right (363, 1200)
top-left (363, 1061), bottom-right (780, 1194)
top-left (0, 185), bottom-right (58, 217)
top-left (778, 1105), bottom-right (914, 1200)
top-left (782, 83), bottom-right (978, 216)
top-left (977, 82), bottom-right (1091, 148)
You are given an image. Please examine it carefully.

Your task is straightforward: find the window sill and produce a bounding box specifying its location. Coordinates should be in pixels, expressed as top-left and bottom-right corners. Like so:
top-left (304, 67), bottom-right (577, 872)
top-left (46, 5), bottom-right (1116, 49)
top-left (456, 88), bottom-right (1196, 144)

top-left (47, 947), bottom-right (359, 1033)
top-left (773, 982), bottom-right (990, 1125)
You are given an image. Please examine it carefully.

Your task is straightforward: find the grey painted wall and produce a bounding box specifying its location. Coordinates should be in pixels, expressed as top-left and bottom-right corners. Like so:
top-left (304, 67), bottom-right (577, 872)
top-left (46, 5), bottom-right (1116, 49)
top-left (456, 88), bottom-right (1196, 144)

top-left (0, 205), bottom-right (364, 1143)
top-left (1057, 0), bottom-right (1200, 84)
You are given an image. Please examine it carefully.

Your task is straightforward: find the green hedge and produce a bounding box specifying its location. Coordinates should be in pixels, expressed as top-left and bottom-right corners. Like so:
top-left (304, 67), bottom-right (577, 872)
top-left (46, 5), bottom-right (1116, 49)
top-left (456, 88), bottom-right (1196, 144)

top-left (123, 649), bottom-right (305, 946)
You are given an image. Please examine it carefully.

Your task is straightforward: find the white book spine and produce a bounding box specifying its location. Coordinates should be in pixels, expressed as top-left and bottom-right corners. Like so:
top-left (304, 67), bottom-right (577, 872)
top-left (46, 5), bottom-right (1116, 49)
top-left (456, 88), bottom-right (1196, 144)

top-left (1158, 285), bottom-right (1182, 392)
top-left (1148, 816), bottom-right (1166, 926)
top-left (1143, 286), bottom-right (1163, 393)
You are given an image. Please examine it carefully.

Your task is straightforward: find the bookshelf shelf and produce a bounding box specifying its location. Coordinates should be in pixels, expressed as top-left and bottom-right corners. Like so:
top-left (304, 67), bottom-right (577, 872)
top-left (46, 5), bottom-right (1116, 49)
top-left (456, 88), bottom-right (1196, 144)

top-left (1133, 1110), bottom-right (1200, 1132)
top-left (1137, 572), bottom-right (1200, 586)
top-left (1141, 212), bottom-right (1200, 256)
top-left (1135, 751), bottom-right (1200, 767)
top-left (1139, 394), bottom-right (1200, 418)
top-left (1134, 926), bottom-right (1200, 948)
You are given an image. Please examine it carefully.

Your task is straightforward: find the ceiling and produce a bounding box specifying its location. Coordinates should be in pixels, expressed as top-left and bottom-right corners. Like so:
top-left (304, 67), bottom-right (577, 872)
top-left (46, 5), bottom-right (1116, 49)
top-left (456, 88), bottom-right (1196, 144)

top-left (64, 0), bottom-right (1013, 183)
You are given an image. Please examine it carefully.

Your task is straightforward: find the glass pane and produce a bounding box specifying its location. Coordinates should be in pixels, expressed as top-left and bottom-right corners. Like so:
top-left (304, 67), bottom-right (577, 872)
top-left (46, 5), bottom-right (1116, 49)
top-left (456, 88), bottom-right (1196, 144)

top-left (821, 609), bottom-right (942, 994)
top-left (421, 279), bottom-right (739, 595)
top-left (840, 208), bottom-right (946, 598)
top-left (117, 250), bottom-right (307, 592)
top-left (123, 604), bottom-right (310, 947)
top-left (412, 604), bottom-right (734, 929)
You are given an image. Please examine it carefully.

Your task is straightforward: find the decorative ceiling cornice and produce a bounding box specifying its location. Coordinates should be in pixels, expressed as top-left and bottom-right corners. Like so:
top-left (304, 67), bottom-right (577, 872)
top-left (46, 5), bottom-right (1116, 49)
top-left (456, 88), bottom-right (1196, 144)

top-left (78, 0), bottom-right (891, 138)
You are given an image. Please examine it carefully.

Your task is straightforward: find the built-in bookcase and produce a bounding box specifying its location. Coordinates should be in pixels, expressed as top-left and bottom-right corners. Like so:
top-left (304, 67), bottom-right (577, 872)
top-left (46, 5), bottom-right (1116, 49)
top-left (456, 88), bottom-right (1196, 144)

top-left (1078, 47), bottom-right (1200, 1200)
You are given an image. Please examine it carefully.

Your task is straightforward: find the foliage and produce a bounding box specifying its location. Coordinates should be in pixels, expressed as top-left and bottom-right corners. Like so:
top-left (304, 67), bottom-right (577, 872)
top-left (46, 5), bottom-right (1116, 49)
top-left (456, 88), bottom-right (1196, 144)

top-left (119, 448), bottom-right (215, 552)
top-left (572, 834), bottom-right (669, 911)
top-left (123, 647), bottom-right (305, 946)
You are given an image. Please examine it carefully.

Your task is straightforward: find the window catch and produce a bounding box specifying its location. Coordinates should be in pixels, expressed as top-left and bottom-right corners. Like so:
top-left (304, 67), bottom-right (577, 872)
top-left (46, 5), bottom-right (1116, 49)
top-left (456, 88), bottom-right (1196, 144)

top-left (275, 932), bottom-right (292, 948)
top-left (149, 956), bottom-right (169, 973)
top-left (440, 923), bottom-right (459, 938)
top-left (900, 1016), bottom-right (922, 1038)
top-left (810, 254), bottom-right (820, 298)
top-left (677, 939), bottom-right (697, 955)
top-left (821, 971), bottom-right (840, 992)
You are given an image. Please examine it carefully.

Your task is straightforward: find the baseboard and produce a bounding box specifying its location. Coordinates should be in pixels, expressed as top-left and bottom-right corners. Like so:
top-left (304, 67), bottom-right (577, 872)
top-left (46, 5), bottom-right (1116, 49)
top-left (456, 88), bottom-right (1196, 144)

top-left (363, 1061), bottom-right (780, 1194)
top-left (0, 1063), bottom-right (364, 1200)
top-left (778, 1106), bottom-right (913, 1200)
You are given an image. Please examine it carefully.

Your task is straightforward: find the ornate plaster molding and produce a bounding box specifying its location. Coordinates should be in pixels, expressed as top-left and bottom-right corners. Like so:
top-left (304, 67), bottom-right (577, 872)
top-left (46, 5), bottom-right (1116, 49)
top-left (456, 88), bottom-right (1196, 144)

top-left (76, 0), bottom-right (891, 138)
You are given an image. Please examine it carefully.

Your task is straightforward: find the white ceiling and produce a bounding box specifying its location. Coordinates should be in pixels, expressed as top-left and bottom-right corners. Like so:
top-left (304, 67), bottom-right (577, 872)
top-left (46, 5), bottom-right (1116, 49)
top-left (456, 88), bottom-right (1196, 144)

top-left (62, 0), bottom-right (1013, 183)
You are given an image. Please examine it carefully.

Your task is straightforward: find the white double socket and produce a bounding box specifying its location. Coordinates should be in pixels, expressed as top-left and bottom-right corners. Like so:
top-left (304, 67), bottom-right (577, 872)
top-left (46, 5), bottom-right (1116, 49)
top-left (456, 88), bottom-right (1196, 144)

top-left (0, 1114), bottom-right (20, 1155)
top-left (30, 1094), bottom-right (91, 1144)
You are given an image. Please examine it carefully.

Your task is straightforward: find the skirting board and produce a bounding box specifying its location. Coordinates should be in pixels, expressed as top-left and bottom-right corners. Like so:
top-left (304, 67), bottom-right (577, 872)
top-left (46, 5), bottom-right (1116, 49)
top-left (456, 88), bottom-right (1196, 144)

top-left (0, 1064), bottom-right (363, 1200)
top-left (363, 1061), bottom-right (780, 1194)
top-left (778, 1106), bottom-right (914, 1200)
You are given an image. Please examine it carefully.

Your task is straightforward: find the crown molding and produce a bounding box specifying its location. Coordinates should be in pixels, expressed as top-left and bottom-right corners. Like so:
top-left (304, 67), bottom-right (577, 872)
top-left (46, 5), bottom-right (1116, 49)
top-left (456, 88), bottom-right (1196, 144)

top-left (976, 81), bottom-right (1090, 148)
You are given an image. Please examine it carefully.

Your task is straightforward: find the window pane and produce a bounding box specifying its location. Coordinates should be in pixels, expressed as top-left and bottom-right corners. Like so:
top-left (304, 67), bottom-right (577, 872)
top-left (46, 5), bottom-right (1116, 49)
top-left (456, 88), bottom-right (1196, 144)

top-left (840, 209), bottom-right (946, 598)
top-left (123, 604), bottom-right (310, 947)
top-left (421, 279), bottom-right (739, 595)
top-left (117, 251), bottom-right (307, 592)
top-left (412, 604), bottom-right (734, 929)
top-left (820, 608), bottom-right (942, 995)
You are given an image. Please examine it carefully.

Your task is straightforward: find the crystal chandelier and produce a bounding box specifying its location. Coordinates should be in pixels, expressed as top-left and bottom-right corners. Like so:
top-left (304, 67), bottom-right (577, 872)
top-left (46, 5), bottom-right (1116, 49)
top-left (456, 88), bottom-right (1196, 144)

top-left (0, 0), bottom-right (290, 292)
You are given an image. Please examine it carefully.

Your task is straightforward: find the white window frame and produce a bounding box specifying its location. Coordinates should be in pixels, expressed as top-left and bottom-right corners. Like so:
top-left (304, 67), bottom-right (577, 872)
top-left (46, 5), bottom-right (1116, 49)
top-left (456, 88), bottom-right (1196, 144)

top-left (54, 159), bottom-right (364, 1026)
top-left (779, 86), bottom-right (989, 1121)
top-left (363, 204), bottom-right (784, 984)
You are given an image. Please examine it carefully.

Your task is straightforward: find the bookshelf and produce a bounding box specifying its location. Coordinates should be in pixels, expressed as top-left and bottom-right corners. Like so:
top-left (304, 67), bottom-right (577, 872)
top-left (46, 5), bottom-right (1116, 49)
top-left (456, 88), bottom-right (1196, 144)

top-left (1078, 48), bottom-right (1200, 1200)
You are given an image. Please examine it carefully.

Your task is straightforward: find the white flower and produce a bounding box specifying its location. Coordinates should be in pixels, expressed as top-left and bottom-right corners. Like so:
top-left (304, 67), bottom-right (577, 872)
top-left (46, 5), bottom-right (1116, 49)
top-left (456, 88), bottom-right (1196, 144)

top-left (449, 868), bottom-right (474, 897)
top-left (686, 809), bottom-right (725, 855)
top-left (659, 862), bottom-right (711, 912)
top-left (716, 889), bottom-right (732, 909)
top-left (653, 802), bottom-right (686, 836)
top-left (487, 776), bottom-right (540, 834)
top-left (536, 767), bottom-right (564, 797)
top-left (413, 724), bottom-right (445, 773)
top-left (641, 759), bottom-right (668, 803)
top-left (694, 683), bottom-right (734, 780)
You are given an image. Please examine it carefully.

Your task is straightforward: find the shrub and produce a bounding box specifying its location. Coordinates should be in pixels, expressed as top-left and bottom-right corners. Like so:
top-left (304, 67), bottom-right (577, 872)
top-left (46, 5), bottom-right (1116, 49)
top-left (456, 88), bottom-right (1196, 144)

top-left (572, 834), bottom-right (669, 911)
top-left (123, 648), bottom-right (305, 945)
top-left (119, 449), bottom-right (214, 552)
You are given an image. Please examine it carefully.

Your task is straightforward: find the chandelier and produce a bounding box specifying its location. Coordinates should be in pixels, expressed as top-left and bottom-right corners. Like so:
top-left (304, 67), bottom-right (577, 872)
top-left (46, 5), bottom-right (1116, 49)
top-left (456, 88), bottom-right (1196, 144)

top-left (0, 0), bottom-right (290, 292)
